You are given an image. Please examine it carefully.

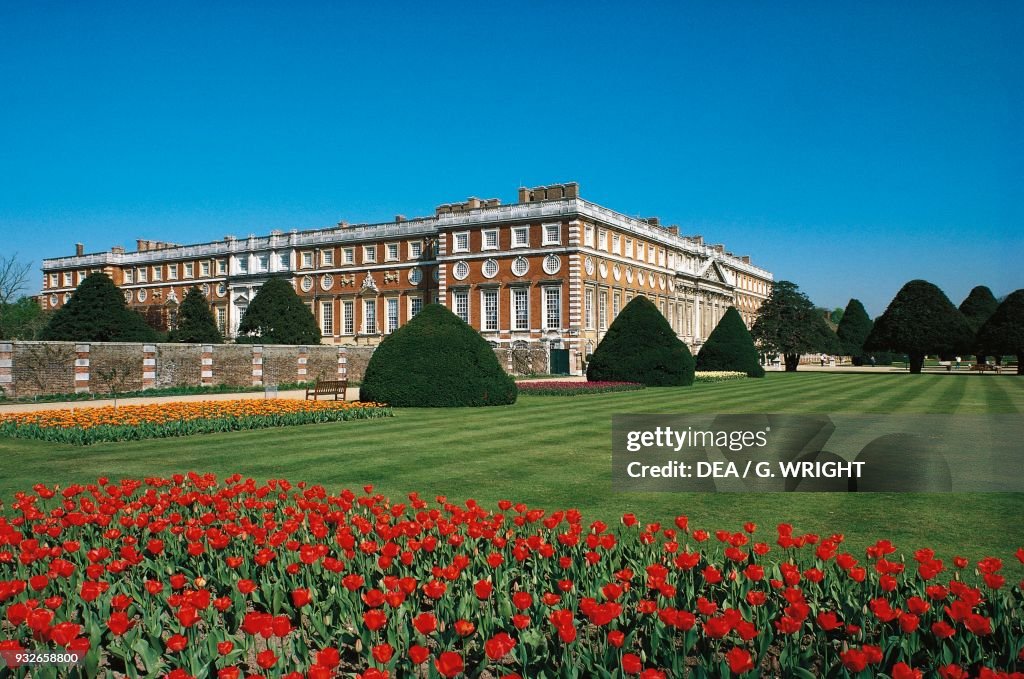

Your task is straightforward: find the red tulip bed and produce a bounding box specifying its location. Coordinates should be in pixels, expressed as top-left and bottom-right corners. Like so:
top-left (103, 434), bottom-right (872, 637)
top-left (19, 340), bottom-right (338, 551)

top-left (516, 381), bottom-right (645, 396)
top-left (1, 475), bottom-right (1022, 679)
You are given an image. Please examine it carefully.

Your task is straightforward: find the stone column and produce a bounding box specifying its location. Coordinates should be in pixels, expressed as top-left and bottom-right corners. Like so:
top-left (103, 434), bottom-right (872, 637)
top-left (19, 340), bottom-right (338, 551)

top-left (297, 347), bottom-right (308, 382)
top-left (75, 343), bottom-right (90, 394)
top-left (337, 347), bottom-right (347, 379)
top-left (142, 345), bottom-right (157, 390)
top-left (0, 343), bottom-right (12, 395)
top-left (201, 346), bottom-right (214, 387)
top-left (251, 345), bottom-right (263, 386)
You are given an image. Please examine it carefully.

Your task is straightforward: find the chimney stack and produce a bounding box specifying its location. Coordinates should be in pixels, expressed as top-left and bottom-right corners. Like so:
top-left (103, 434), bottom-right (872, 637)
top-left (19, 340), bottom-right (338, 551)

top-left (75, 243), bottom-right (84, 256)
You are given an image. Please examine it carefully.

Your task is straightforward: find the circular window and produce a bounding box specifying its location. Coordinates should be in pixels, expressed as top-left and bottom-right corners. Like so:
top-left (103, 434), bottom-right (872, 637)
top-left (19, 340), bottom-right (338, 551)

top-left (542, 255), bottom-right (561, 275)
top-left (201, 283), bottom-right (211, 296)
top-left (512, 257), bottom-right (529, 277)
top-left (123, 291), bottom-right (132, 304)
top-left (637, 271), bottom-right (646, 286)
top-left (584, 256), bottom-right (595, 276)
top-left (598, 262), bottom-right (608, 279)
top-left (216, 282), bottom-right (227, 297)
top-left (482, 259), bottom-right (499, 279)
top-left (408, 268), bottom-right (423, 285)
top-left (612, 264), bottom-right (621, 281)
top-left (320, 274), bottom-right (334, 291)
top-left (137, 288), bottom-right (147, 302)
top-left (659, 275), bottom-right (666, 290)
top-left (668, 279), bottom-right (675, 292)
top-left (432, 268), bottom-right (440, 282)
top-left (453, 261), bottom-right (470, 281)
top-left (625, 267), bottom-right (634, 284)
top-left (300, 275), bottom-right (314, 292)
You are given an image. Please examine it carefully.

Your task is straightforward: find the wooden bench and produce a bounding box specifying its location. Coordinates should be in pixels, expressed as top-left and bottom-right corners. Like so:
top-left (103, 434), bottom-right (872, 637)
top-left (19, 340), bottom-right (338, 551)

top-left (305, 379), bottom-right (348, 400)
top-left (969, 364), bottom-right (1000, 374)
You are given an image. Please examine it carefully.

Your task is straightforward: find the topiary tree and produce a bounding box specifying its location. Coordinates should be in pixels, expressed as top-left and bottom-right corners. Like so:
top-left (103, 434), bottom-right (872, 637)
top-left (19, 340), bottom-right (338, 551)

top-left (586, 296), bottom-right (695, 386)
top-left (41, 273), bottom-right (159, 342)
top-left (360, 303), bottom-right (517, 406)
top-left (695, 306), bottom-right (765, 377)
top-left (171, 286), bottom-right (223, 344)
top-left (864, 280), bottom-right (974, 374)
top-left (976, 289), bottom-right (1024, 375)
top-left (236, 276), bottom-right (320, 345)
top-left (751, 280), bottom-right (841, 371)
top-left (836, 298), bottom-right (873, 365)
top-left (959, 286), bottom-right (998, 366)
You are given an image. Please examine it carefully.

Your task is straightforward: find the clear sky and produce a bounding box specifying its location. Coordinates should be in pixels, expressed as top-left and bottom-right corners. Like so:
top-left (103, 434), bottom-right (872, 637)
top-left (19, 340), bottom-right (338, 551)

top-left (1, 1), bottom-right (1020, 316)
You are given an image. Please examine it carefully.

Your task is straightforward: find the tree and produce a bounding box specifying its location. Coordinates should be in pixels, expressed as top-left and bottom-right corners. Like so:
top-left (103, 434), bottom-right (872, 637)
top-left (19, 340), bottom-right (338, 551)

top-left (864, 280), bottom-right (973, 374)
top-left (695, 306), bottom-right (765, 377)
top-left (360, 304), bottom-right (517, 406)
top-left (976, 289), bottom-right (1024, 375)
top-left (0, 254), bottom-right (32, 338)
top-left (41, 273), bottom-right (159, 342)
top-left (958, 286), bottom-right (998, 365)
top-left (830, 307), bottom-right (844, 325)
top-left (587, 296), bottom-right (695, 386)
top-left (171, 286), bottom-right (223, 344)
top-left (236, 277), bottom-right (320, 345)
top-left (751, 280), bottom-right (841, 371)
top-left (0, 296), bottom-right (49, 340)
top-left (836, 299), bottom-right (873, 365)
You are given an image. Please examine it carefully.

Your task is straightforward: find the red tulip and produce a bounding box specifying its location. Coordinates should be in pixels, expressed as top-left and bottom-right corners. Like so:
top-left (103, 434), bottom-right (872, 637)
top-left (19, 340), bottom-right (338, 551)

top-left (434, 651), bottom-right (463, 678)
top-left (726, 647), bottom-right (755, 675)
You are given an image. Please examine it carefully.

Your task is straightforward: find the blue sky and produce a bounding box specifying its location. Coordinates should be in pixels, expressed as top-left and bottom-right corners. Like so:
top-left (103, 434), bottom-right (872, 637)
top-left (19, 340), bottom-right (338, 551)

top-left (1, 1), bottom-right (1020, 316)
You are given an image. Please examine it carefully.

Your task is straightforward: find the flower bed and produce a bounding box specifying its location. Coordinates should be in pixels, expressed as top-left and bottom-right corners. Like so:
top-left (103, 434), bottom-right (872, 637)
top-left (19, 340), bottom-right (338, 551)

top-left (0, 400), bottom-right (392, 445)
top-left (517, 381), bottom-right (645, 396)
top-left (694, 371), bottom-right (749, 383)
top-left (0, 475), bottom-right (1021, 678)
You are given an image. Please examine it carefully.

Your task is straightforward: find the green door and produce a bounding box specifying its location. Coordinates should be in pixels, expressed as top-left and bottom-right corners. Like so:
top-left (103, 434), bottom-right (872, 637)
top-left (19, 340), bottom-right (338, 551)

top-left (550, 348), bottom-right (570, 375)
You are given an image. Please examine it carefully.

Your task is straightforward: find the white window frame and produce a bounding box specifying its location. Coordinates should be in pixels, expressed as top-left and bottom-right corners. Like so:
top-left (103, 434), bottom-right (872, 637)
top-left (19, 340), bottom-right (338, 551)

top-left (363, 299), bottom-right (377, 333)
top-left (452, 231), bottom-right (470, 253)
top-left (137, 267), bottom-right (147, 283)
top-left (342, 300), bottom-right (354, 335)
top-left (542, 286), bottom-right (561, 330)
top-left (625, 239), bottom-right (633, 258)
top-left (598, 229), bottom-right (608, 251)
top-left (482, 228), bottom-right (499, 251)
top-left (612, 233), bottom-right (621, 255)
top-left (585, 288), bottom-right (594, 329)
top-left (408, 241), bottom-right (422, 259)
top-left (363, 245), bottom-right (377, 263)
top-left (49, 273), bottom-right (58, 288)
top-left (452, 289), bottom-right (469, 323)
top-left (599, 290), bottom-right (608, 330)
top-left (343, 247), bottom-right (355, 265)
top-left (320, 301), bottom-right (334, 336)
top-left (277, 252), bottom-right (290, 271)
top-left (321, 249), bottom-right (334, 266)
top-left (186, 262), bottom-right (197, 278)
top-left (511, 287), bottom-right (529, 331)
top-left (584, 224), bottom-right (595, 247)
top-left (409, 296), bottom-right (423, 318)
top-left (511, 226), bottom-right (529, 248)
top-left (481, 289), bottom-right (498, 332)
top-left (385, 298), bottom-right (399, 333)
top-left (123, 270), bottom-right (134, 284)
top-left (385, 243), bottom-right (400, 262)
top-left (256, 254), bottom-right (269, 273)
top-left (301, 251), bottom-right (314, 269)
top-left (200, 261), bottom-right (211, 277)
top-left (152, 266), bottom-right (163, 282)
top-left (217, 259), bottom-right (228, 275)
top-left (542, 223), bottom-right (561, 246)
top-left (613, 291), bottom-right (621, 319)
top-left (636, 243), bottom-right (645, 262)
top-left (167, 265), bottom-right (178, 281)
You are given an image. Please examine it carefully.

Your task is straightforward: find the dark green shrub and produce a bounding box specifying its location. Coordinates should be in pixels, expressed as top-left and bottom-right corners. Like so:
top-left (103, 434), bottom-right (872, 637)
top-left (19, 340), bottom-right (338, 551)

top-left (836, 299), bottom-right (873, 365)
top-left (586, 296), bottom-right (695, 386)
top-left (41, 273), bottom-right (159, 342)
top-left (171, 286), bottom-right (223, 344)
top-left (696, 306), bottom-right (765, 377)
top-left (751, 280), bottom-right (841, 372)
top-left (959, 286), bottom-right (998, 365)
top-left (237, 277), bottom-right (320, 345)
top-left (360, 304), bottom-right (517, 406)
top-left (976, 289), bottom-right (1024, 375)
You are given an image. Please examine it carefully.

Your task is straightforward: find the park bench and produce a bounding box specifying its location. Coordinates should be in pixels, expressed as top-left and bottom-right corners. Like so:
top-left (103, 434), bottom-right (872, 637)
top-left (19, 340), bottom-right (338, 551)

top-left (969, 364), bottom-right (1000, 374)
top-left (305, 379), bottom-right (348, 400)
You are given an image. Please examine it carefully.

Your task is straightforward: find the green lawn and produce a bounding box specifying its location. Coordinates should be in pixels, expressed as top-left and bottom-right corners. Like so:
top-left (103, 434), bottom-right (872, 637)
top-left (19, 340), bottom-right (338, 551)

top-left (1, 372), bottom-right (1022, 576)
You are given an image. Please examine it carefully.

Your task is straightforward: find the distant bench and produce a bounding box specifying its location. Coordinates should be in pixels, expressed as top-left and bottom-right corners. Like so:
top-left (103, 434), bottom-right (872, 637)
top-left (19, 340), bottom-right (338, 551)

top-left (305, 379), bottom-right (348, 400)
top-left (969, 364), bottom-right (1001, 374)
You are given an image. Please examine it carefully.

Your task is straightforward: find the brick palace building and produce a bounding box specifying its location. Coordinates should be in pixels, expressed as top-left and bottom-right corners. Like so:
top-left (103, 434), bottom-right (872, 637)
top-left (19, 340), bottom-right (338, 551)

top-left (40, 182), bottom-right (773, 374)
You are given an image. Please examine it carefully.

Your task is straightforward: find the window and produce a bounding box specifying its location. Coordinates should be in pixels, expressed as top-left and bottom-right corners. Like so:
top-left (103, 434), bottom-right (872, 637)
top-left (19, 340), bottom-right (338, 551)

top-left (342, 300), bottom-right (354, 334)
top-left (386, 298), bottom-right (399, 333)
top-left (321, 250), bottom-right (334, 266)
top-left (636, 243), bottom-right (645, 262)
top-left (482, 229), bottom-right (498, 250)
top-left (598, 229), bottom-right (608, 251)
top-left (363, 245), bottom-right (377, 263)
top-left (481, 289), bottom-right (498, 331)
top-left (137, 288), bottom-right (147, 302)
top-left (585, 289), bottom-right (594, 329)
top-left (278, 253), bottom-right (289, 270)
top-left (612, 234), bottom-right (621, 255)
top-left (217, 259), bottom-right (227, 275)
top-left (321, 301), bottom-right (334, 336)
top-left (152, 266), bottom-right (162, 282)
top-left (511, 288), bottom-right (529, 331)
top-left (511, 226), bottom-right (529, 248)
top-left (543, 287), bottom-right (561, 330)
top-left (658, 249), bottom-right (666, 267)
top-left (343, 247), bottom-right (355, 264)
top-left (613, 291), bottom-right (621, 319)
top-left (187, 262), bottom-right (198, 278)
top-left (301, 251), bottom-right (313, 269)
top-left (363, 299), bottom-right (377, 333)
top-left (409, 296), bottom-right (423, 318)
top-left (49, 273), bottom-right (58, 288)
top-left (452, 289), bottom-right (469, 323)
top-left (386, 243), bottom-right (399, 261)
top-left (542, 254), bottom-right (561, 275)
top-left (648, 247), bottom-right (656, 264)
top-left (482, 259), bottom-right (498, 278)
top-left (201, 261), bottom-right (211, 277)
top-left (543, 223), bottom-right (561, 245)
top-left (452, 261), bottom-right (470, 280)
top-left (408, 241), bottom-right (422, 259)
top-left (165, 264), bottom-right (177, 280)
top-left (625, 239), bottom-right (633, 258)
top-left (599, 290), bottom-right (608, 329)
top-left (584, 224), bottom-right (595, 247)
top-left (215, 307), bottom-right (227, 335)
top-left (63, 272), bottom-right (73, 286)
top-left (511, 256), bottom-right (529, 277)
top-left (123, 269), bottom-right (134, 284)
top-left (453, 232), bottom-right (470, 253)
top-left (137, 267), bottom-right (147, 283)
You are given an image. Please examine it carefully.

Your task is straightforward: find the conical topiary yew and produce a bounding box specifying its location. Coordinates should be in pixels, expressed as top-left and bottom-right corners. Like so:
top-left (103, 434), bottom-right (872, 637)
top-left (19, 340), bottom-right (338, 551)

top-left (696, 306), bottom-right (765, 377)
top-left (586, 296), bottom-right (695, 386)
top-left (360, 303), bottom-right (518, 406)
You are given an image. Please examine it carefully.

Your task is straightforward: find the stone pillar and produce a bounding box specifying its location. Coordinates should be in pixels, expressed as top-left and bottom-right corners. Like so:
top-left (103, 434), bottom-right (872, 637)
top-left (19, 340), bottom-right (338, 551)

top-left (337, 346), bottom-right (347, 379)
top-left (201, 346), bottom-right (214, 386)
top-left (0, 342), bottom-right (12, 394)
top-left (75, 343), bottom-right (90, 394)
top-left (142, 345), bottom-right (157, 390)
top-left (251, 345), bottom-right (263, 386)
top-left (297, 347), bottom-right (308, 382)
